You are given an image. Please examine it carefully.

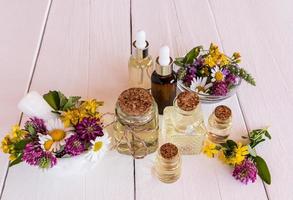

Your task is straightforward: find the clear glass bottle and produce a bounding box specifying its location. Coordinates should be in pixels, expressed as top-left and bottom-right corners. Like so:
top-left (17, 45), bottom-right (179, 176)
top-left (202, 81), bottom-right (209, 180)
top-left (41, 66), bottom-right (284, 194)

top-left (128, 30), bottom-right (153, 90)
top-left (154, 143), bottom-right (181, 183)
top-left (163, 91), bottom-right (207, 154)
top-left (112, 88), bottom-right (159, 158)
top-left (207, 105), bottom-right (232, 143)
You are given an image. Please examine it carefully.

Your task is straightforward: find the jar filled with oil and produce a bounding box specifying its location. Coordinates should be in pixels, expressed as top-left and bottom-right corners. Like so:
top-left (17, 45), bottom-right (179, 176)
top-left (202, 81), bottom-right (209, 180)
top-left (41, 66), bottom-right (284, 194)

top-left (163, 91), bottom-right (207, 154)
top-left (112, 88), bottom-right (159, 158)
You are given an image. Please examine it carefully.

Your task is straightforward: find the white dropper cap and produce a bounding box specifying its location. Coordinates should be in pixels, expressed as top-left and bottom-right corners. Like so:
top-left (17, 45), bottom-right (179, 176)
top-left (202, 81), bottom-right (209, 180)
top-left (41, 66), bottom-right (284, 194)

top-left (158, 45), bottom-right (170, 66)
top-left (136, 30), bottom-right (147, 49)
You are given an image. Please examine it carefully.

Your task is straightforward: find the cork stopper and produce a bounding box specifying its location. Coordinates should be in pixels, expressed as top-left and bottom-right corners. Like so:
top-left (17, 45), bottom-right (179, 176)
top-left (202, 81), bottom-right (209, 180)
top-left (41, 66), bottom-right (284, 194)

top-left (215, 105), bottom-right (232, 120)
top-left (177, 91), bottom-right (199, 111)
top-left (160, 143), bottom-right (178, 160)
top-left (118, 88), bottom-right (153, 116)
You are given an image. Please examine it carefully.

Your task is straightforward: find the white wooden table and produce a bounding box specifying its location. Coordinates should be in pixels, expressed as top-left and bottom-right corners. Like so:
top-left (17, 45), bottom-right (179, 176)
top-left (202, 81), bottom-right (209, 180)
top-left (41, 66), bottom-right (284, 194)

top-left (0, 0), bottom-right (292, 199)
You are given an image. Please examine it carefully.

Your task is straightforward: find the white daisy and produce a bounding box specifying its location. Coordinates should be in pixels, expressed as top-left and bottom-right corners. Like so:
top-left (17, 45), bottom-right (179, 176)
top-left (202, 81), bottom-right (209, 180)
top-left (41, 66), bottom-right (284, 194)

top-left (190, 77), bottom-right (213, 94)
top-left (86, 132), bottom-right (111, 162)
top-left (39, 118), bottom-right (73, 152)
top-left (211, 66), bottom-right (225, 82)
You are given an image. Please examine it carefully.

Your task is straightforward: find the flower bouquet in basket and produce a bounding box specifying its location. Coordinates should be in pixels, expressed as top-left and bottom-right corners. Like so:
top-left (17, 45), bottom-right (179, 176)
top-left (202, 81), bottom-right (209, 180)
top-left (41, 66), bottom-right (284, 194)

top-left (1, 91), bottom-right (110, 169)
top-left (175, 43), bottom-right (256, 102)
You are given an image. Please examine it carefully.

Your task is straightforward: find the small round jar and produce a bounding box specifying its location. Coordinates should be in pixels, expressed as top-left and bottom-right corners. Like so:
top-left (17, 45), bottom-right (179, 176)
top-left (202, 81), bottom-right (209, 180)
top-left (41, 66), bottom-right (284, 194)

top-left (113, 88), bottom-right (159, 158)
top-left (207, 105), bottom-right (232, 143)
top-left (154, 143), bottom-right (181, 183)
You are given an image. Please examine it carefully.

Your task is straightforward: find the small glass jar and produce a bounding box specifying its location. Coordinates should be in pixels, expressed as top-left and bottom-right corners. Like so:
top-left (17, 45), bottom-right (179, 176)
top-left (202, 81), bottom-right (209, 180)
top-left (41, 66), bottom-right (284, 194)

top-left (207, 105), bottom-right (232, 143)
top-left (163, 91), bottom-right (207, 155)
top-left (113, 88), bottom-right (159, 158)
top-left (154, 143), bottom-right (181, 183)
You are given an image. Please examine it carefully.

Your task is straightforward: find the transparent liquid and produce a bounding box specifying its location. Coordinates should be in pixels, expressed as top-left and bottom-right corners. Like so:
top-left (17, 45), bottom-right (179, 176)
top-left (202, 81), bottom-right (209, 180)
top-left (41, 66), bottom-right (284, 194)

top-left (128, 55), bottom-right (153, 90)
top-left (154, 153), bottom-right (181, 183)
top-left (207, 113), bottom-right (232, 143)
top-left (112, 116), bottom-right (159, 157)
top-left (163, 106), bottom-right (207, 155)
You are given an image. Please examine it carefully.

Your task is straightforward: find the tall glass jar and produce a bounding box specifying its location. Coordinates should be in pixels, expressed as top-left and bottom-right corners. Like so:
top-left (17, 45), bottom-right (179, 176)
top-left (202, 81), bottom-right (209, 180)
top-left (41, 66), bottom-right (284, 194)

top-left (113, 88), bottom-right (159, 158)
top-left (163, 91), bottom-right (207, 155)
top-left (207, 105), bottom-right (232, 143)
top-left (154, 143), bottom-right (181, 183)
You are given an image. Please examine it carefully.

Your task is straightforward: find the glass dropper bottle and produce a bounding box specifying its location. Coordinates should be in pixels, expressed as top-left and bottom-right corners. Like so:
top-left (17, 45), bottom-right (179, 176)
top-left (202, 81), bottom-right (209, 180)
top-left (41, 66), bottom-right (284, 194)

top-left (128, 30), bottom-right (153, 90)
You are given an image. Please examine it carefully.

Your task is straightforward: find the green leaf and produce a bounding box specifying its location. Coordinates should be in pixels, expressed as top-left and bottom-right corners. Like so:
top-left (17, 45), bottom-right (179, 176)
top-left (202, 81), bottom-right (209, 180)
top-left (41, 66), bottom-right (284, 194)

top-left (58, 91), bottom-right (68, 108)
top-left (14, 139), bottom-right (31, 151)
top-left (248, 145), bottom-right (257, 157)
top-left (226, 140), bottom-right (237, 149)
top-left (183, 46), bottom-right (202, 64)
top-left (43, 91), bottom-right (60, 110)
top-left (254, 156), bottom-right (271, 184)
top-left (9, 154), bottom-right (23, 167)
top-left (62, 96), bottom-right (81, 111)
top-left (27, 125), bottom-right (36, 135)
top-left (264, 130), bottom-right (272, 139)
top-left (174, 57), bottom-right (185, 67)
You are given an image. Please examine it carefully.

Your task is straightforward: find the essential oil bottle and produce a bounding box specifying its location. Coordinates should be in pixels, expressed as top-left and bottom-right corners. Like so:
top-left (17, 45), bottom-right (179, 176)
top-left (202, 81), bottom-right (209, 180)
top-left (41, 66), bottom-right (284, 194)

top-left (207, 105), bottom-right (232, 143)
top-left (151, 46), bottom-right (177, 114)
top-left (163, 91), bottom-right (207, 154)
top-left (128, 30), bottom-right (153, 90)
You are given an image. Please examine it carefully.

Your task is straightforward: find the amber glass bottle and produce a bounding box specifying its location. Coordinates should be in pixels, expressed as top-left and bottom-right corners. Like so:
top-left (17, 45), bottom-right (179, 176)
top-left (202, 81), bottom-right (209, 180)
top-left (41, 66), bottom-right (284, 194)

top-left (151, 46), bottom-right (177, 114)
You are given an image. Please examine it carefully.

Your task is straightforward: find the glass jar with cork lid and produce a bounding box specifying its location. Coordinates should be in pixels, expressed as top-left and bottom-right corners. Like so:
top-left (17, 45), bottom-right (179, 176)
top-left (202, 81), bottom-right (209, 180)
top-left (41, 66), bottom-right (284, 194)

top-left (112, 88), bottom-right (159, 158)
top-left (154, 143), bottom-right (181, 183)
top-left (163, 91), bottom-right (207, 155)
top-left (207, 105), bottom-right (232, 143)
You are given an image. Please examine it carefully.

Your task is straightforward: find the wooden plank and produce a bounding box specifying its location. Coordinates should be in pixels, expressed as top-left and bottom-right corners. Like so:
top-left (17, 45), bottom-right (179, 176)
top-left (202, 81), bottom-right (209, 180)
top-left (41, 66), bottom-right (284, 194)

top-left (0, 0), bottom-right (51, 195)
top-left (208, 0), bottom-right (293, 199)
top-left (132, 0), bottom-right (268, 199)
top-left (1, 0), bottom-right (134, 200)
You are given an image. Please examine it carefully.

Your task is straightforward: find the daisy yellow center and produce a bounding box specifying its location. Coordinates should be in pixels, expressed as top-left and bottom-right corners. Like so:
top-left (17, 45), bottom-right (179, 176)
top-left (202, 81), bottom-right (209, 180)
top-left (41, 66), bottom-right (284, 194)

top-left (93, 141), bottom-right (103, 152)
top-left (49, 129), bottom-right (66, 141)
top-left (196, 86), bottom-right (206, 93)
top-left (215, 71), bottom-right (224, 81)
top-left (44, 140), bottom-right (54, 151)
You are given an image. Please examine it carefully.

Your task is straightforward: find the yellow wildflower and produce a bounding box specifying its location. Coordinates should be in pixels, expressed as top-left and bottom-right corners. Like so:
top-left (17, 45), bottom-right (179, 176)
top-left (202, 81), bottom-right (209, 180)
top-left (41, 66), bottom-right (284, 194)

top-left (204, 55), bottom-right (216, 67)
top-left (11, 125), bottom-right (27, 140)
top-left (1, 136), bottom-right (11, 153)
top-left (9, 154), bottom-right (17, 161)
top-left (61, 109), bottom-right (80, 126)
top-left (203, 141), bottom-right (219, 158)
top-left (234, 143), bottom-right (249, 164)
top-left (81, 99), bottom-right (103, 114)
top-left (233, 52), bottom-right (241, 59)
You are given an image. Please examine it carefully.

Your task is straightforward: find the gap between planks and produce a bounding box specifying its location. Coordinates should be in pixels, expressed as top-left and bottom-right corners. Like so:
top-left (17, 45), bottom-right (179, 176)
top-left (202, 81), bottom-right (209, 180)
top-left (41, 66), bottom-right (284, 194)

top-left (0, 1), bottom-right (53, 199)
top-left (206, 0), bottom-right (270, 199)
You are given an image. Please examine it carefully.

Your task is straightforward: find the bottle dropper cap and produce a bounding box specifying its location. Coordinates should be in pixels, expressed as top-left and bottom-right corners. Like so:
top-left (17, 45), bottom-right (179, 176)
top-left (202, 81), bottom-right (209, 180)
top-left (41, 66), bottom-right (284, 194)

top-left (133, 30), bottom-right (149, 58)
top-left (136, 30), bottom-right (147, 49)
top-left (155, 45), bottom-right (173, 76)
top-left (158, 46), bottom-right (170, 66)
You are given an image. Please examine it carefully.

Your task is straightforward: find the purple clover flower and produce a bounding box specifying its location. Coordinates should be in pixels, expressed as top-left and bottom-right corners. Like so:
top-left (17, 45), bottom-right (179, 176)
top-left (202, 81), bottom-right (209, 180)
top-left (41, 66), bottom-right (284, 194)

top-left (22, 142), bottom-right (57, 168)
top-left (25, 117), bottom-right (47, 134)
top-left (225, 74), bottom-right (237, 86)
top-left (75, 117), bottom-right (104, 142)
top-left (233, 159), bottom-right (258, 184)
top-left (211, 81), bottom-right (228, 96)
top-left (65, 134), bottom-right (85, 156)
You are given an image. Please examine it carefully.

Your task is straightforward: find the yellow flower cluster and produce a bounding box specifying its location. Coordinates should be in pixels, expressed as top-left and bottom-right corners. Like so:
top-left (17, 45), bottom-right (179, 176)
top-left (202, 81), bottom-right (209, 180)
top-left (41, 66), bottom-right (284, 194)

top-left (203, 43), bottom-right (232, 67)
top-left (203, 141), bottom-right (249, 166)
top-left (202, 141), bottom-right (218, 158)
top-left (1, 125), bottom-right (28, 161)
top-left (61, 99), bottom-right (104, 127)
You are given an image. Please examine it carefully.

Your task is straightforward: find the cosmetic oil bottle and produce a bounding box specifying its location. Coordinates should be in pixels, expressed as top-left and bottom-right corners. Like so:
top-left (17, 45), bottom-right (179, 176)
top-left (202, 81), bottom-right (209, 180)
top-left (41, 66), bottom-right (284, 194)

top-left (151, 46), bottom-right (177, 114)
top-left (128, 30), bottom-right (153, 90)
top-left (207, 105), bottom-right (232, 143)
top-left (162, 91), bottom-right (207, 155)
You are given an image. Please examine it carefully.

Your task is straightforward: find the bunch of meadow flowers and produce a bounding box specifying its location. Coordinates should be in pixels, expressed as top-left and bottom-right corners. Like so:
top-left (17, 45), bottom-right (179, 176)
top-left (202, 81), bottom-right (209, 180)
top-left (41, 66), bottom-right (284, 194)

top-left (203, 128), bottom-right (271, 185)
top-left (176, 43), bottom-right (255, 96)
